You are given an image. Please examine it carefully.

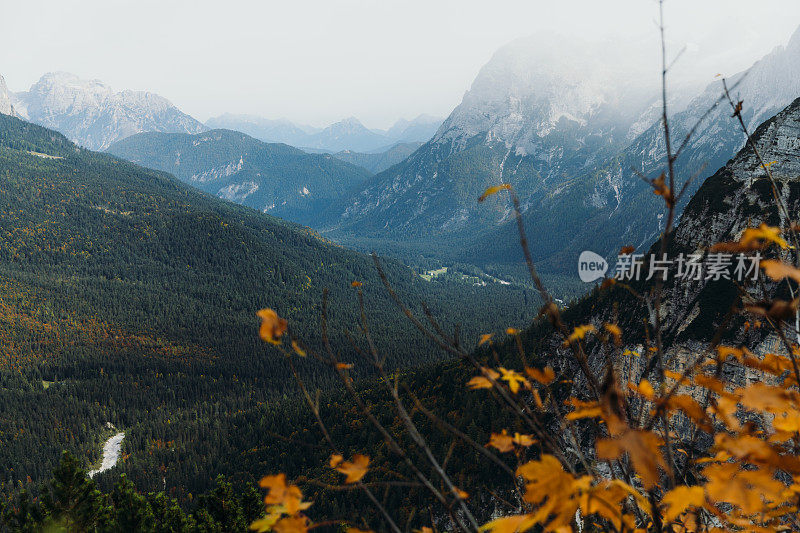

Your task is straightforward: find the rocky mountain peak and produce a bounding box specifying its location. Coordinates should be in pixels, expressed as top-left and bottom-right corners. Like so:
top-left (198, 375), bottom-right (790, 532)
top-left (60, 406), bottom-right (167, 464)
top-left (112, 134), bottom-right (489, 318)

top-left (10, 72), bottom-right (207, 150)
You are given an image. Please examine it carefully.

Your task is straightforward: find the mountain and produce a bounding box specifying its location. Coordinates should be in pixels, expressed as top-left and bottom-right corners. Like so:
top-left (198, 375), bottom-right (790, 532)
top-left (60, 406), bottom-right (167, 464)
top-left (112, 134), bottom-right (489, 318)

top-left (10, 72), bottom-right (207, 150)
top-left (106, 129), bottom-right (373, 226)
top-left (320, 34), bottom-right (664, 258)
top-left (301, 117), bottom-right (391, 152)
top-left (0, 114), bottom-right (537, 489)
top-left (530, 94), bottom-right (800, 394)
top-left (384, 114), bottom-right (444, 143)
top-left (204, 114), bottom-right (442, 153)
top-left (0, 74), bottom-right (16, 116)
top-left (204, 113), bottom-right (319, 145)
top-left (321, 28), bottom-right (800, 282)
top-left (332, 141), bottom-right (423, 173)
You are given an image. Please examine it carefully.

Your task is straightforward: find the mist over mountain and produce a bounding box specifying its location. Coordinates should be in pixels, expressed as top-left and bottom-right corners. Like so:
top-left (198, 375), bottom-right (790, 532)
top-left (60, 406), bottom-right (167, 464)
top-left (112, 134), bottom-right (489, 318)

top-left (204, 113), bottom-right (320, 146)
top-left (205, 113), bottom-right (443, 152)
top-left (7, 72), bottom-right (207, 150)
top-left (332, 141), bottom-right (424, 173)
top-left (320, 27), bottom-right (800, 280)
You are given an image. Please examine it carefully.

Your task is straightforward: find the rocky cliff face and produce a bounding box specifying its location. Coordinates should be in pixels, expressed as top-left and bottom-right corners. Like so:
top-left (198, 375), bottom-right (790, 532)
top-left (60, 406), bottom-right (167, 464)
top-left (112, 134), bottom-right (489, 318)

top-left (11, 72), bottom-right (207, 150)
top-left (543, 97), bottom-right (800, 389)
top-left (0, 74), bottom-right (16, 117)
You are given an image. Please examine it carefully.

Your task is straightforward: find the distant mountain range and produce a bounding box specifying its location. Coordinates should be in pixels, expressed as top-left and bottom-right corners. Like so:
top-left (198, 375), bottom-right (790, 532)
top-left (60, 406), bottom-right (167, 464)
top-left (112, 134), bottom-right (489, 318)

top-left (0, 72), bottom-right (441, 154)
top-left (205, 113), bottom-right (443, 153)
top-left (106, 129), bottom-right (372, 227)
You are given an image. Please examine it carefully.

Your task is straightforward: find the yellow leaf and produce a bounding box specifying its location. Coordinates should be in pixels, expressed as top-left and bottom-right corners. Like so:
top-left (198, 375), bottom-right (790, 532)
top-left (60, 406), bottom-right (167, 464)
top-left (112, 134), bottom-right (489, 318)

top-left (336, 362), bottom-right (353, 370)
top-left (628, 379), bottom-right (655, 400)
top-left (257, 308), bottom-right (288, 345)
top-left (291, 340), bottom-right (306, 357)
top-left (565, 397), bottom-right (603, 420)
top-left (258, 474), bottom-right (311, 515)
top-left (740, 223), bottom-right (787, 249)
top-left (478, 333), bottom-right (494, 346)
top-left (467, 368), bottom-right (500, 390)
top-left (273, 516), bottom-right (310, 533)
top-left (563, 324), bottom-right (595, 346)
top-left (761, 259), bottom-right (800, 283)
top-left (506, 327), bottom-right (520, 335)
top-left (478, 183), bottom-right (512, 202)
top-left (513, 433), bottom-right (536, 447)
top-left (604, 323), bottom-right (622, 345)
top-left (480, 514), bottom-right (534, 533)
top-left (351, 281), bottom-right (363, 287)
top-left (487, 430), bottom-right (514, 453)
top-left (661, 485), bottom-right (705, 523)
top-left (453, 487), bottom-right (469, 499)
top-left (250, 514), bottom-right (281, 532)
top-left (332, 454), bottom-right (370, 483)
top-left (467, 376), bottom-right (494, 389)
top-left (499, 367), bottom-right (528, 393)
top-left (525, 366), bottom-right (555, 385)
top-left (596, 430), bottom-right (667, 489)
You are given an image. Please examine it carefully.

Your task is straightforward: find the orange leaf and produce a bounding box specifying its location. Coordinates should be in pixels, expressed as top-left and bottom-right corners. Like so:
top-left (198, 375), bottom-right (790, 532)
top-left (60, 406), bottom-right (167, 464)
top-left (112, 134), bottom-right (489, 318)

top-left (487, 430), bottom-right (514, 453)
top-left (513, 433), bottom-right (536, 447)
top-left (273, 516), bottom-right (310, 533)
top-left (604, 323), bottom-right (622, 345)
top-left (761, 259), bottom-right (800, 283)
top-left (596, 430), bottom-right (667, 489)
top-left (291, 340), bottom-right (306, 357)
top-left (332, 454), bottom-right (370, 483)
top-left (257, 308), bottom-right (288, 345)
top-left (525, 366), bottom-right (555, 385)
top-left (478, 183), bottom-right (512, 202)
top-left (563, 324), bottom-right (595, 346)
top-left (661, 485), bottom-right (705, 523)
top-left (499, 367), bottom-right (528, 393)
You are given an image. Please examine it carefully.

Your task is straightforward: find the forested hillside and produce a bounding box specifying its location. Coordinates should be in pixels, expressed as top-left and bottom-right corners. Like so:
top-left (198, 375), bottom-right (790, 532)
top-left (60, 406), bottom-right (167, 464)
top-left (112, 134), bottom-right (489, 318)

top-left (107, 129), bottom-right (372, 227)
top-left (0, 115), bottom-right (538, 501)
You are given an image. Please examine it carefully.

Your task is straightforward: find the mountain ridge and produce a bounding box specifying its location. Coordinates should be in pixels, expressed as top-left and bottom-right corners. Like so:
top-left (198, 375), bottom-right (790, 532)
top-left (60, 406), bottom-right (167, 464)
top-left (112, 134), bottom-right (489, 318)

top-left (7, 71), bottom-right (207, 150)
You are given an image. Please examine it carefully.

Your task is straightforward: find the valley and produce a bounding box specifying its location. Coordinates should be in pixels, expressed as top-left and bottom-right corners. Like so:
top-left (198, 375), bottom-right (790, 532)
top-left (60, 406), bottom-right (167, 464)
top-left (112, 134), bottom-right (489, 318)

top-left (2, 5), bottom-right (800, 531)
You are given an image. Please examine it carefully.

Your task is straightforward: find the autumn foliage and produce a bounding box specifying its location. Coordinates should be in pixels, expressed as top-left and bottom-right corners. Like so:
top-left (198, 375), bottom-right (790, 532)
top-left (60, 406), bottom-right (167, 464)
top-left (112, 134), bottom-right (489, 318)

top-left (247, 7), bottom-right (800, 532)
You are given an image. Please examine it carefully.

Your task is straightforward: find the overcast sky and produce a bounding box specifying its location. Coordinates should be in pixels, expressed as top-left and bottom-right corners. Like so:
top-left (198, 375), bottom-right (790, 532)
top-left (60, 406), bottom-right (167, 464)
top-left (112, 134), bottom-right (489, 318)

top-left (2, 0), bottom-right (799, 128)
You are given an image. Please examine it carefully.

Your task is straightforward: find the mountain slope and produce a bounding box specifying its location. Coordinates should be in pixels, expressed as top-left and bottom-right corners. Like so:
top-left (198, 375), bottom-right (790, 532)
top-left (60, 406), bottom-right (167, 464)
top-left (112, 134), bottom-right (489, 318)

top-left (384, 114), bottom-right (443, 143)
top-left (320, 34), bottom-right (664, 251)
top-left (11, 72), bottom-right (207, 150)
top-left (322, 28), bottom-right (800, 283)
top-left (332, 141), bottom-right (423, 173)
top-left (524, 95), bottom-right (800, 392)
top-left (0, 115), bottom-right (538, 491)
top-left (106, 129), bottom-right (373, 226)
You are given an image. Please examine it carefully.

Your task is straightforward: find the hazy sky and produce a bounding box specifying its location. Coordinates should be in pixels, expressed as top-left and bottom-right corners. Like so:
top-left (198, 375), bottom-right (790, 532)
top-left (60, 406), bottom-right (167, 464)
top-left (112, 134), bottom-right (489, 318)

top-left (2, 0), bottom-right (799, 128)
